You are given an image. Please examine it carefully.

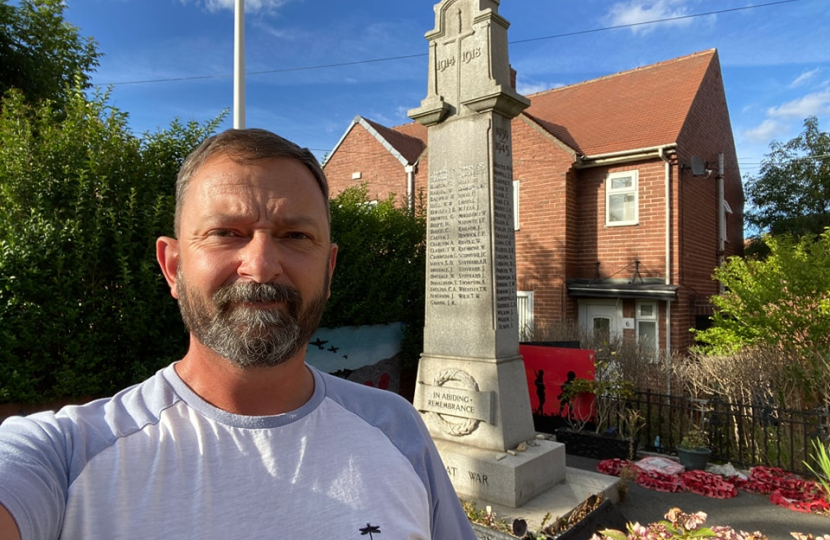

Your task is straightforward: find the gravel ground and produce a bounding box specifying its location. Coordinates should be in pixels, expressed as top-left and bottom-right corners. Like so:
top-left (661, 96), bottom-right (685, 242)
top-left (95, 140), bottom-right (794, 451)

top-left (566, 455), bottom-right (830, 540)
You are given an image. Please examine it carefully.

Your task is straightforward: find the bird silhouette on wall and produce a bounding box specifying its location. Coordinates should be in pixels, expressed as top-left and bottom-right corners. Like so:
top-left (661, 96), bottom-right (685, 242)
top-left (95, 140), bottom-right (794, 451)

top-left (309, 338), bottom-right (328, 350)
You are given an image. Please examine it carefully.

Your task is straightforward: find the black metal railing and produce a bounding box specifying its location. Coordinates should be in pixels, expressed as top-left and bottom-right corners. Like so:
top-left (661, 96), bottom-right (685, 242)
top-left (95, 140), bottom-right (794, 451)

top-left (615, 390), bottom-right (830, 474)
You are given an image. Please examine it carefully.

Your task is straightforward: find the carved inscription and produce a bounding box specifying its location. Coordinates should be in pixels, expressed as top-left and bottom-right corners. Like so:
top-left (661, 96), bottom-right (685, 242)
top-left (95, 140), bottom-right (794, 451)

top-left (494, 127), bottom-right (511, 157)
top-left (445, 466), bottom-right (489, 487)
top-left (427, 162), bottom-right (489, 307)
top-left (433, 4), bottom-right (483, 107)
top-left (438, 56), bottom-right (455, 73)
top-left (428, 389), bottom-right (475, 415)
top-left (418, 384), bottom-right (494, 424)
top-left (493, 152), bottom-right (517, 332)
top-left (469, 471), bottom-right (489, 485)
top-left (438, 49), bottom-right (481, 72)
top-left (427, 149), bottom-right (517, 334)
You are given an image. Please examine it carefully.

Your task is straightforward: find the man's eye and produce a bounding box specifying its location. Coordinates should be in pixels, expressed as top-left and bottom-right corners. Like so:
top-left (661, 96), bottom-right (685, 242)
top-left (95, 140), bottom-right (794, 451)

top-left (211, 229), bottom-right (238, 238)
top-left (285, 232), bottom-right (311, 240)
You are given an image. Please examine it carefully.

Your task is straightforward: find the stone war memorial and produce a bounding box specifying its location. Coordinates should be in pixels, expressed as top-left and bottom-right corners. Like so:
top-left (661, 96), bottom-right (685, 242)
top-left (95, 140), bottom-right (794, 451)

top-left (408, 0), bottom-right (565, 509)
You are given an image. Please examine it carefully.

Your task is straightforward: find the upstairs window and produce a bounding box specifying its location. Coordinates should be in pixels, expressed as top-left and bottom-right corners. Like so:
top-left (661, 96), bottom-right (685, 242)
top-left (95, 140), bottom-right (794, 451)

top-left (606, 170), bottom-right (638, 226)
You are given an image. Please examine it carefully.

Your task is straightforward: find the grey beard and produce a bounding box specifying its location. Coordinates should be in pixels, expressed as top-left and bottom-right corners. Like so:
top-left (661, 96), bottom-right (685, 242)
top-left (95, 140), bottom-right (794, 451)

top-left (177, 272), bottom-right (328, 369)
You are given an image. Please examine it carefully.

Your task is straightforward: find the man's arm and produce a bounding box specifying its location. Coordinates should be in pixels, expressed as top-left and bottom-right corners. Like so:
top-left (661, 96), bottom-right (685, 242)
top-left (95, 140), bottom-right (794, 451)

top-left (0, 504), bottom-right (21, 540)
top-left (1, 412), bottom-right (75, 540)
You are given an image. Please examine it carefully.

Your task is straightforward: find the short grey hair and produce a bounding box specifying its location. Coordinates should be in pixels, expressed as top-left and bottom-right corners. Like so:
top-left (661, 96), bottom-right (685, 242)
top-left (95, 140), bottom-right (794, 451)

top-left (175, 128), bottom-right (330, 236)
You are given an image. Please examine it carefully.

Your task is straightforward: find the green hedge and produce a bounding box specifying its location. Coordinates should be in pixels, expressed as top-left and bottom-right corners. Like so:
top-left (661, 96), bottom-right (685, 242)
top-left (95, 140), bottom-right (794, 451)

top-left (324, 186), bottom-right (426, 368)
top-left (0, 88), bottom-right (219, 402)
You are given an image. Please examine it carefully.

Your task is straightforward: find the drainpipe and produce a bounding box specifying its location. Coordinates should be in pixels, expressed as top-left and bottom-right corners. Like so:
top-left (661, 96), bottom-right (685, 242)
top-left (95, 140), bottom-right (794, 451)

top-left (405, 164), bottom-right (416, 214)
top-left (659, 147), bottom-right (672, 357)
top-left (717, 153), bottom-right (725, 292)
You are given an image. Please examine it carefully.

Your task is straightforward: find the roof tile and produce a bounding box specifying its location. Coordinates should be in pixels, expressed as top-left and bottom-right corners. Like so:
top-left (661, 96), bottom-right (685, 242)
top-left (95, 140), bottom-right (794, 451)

top-left (363, 117), bottom-right (427, 164)
top-left (525, 49), bottom-right (716, 156)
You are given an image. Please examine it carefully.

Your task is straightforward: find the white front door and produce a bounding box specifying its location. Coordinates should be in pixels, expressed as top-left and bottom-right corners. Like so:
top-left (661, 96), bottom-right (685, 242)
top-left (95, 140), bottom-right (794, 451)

top-left (579, 300), bottom-right (623, 347)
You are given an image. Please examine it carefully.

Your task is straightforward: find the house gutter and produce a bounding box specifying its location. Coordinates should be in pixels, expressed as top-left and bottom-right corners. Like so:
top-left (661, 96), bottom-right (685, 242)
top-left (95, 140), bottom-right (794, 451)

top-left (574, 143), bottom-right (677, 169)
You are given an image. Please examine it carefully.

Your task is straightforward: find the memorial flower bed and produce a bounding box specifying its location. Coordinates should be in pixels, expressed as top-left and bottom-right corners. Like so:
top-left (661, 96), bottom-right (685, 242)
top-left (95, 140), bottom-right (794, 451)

top-left (465, 499), bottom-right (774, 540)
top-left (591, 507), bottom-right (769, 540)
top-left (465, 495), bottom-right (626, 540)
top-left (598, 458), bottom-right (830, 515)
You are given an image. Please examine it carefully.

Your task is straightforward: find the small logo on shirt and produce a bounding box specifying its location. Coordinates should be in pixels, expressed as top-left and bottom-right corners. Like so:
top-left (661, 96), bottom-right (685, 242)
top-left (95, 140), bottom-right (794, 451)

top-left (359, 523), bottom-right (381, 538)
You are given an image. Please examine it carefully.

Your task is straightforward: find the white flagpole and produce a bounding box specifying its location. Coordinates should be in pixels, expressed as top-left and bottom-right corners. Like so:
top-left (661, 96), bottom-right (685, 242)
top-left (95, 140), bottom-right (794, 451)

top-left (233, 0), bottom-right (245, 129)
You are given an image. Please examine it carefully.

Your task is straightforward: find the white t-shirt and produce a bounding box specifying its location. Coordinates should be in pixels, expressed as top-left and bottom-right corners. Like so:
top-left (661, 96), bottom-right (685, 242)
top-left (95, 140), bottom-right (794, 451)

top-left (0, 364), bottom-right (476, 540)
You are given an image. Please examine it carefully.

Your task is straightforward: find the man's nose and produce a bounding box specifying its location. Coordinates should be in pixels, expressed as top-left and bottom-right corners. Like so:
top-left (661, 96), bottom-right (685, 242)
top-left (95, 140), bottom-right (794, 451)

top-left (237, 232), bottom-right (284, 283)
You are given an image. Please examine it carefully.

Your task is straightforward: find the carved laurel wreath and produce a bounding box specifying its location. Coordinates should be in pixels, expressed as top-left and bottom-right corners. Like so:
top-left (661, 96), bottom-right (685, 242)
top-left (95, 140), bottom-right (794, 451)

top-left (433, 369), bottom-right (480, 437)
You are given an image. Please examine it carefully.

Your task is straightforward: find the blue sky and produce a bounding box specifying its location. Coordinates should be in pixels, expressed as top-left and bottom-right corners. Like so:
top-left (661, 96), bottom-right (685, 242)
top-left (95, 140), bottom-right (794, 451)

top-left (62, 0), bottom-right (830, 179)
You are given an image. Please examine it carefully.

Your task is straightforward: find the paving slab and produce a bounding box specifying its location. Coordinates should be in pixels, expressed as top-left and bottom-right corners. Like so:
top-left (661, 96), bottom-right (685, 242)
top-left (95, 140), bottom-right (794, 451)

top-left (470, 465), bottom-right (620, 532)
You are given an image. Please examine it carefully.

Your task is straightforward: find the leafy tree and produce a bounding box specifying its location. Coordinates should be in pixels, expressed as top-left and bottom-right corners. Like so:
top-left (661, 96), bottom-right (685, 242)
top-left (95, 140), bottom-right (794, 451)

top-left (695, 231), bottom-right (830, 356)
top-left (745, 116), bottom-right (830, 238)
top-left (0, 0), bottom-right (100, 107)
top-left (324, 185), bottom-right (426, 366)
top-left (0, 87), bottom-right (220, 403)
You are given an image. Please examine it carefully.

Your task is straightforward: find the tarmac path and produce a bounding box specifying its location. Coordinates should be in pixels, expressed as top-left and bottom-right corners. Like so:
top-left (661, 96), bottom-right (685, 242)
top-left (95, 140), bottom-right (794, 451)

top-left (567, 455), bottom-right (830, 540)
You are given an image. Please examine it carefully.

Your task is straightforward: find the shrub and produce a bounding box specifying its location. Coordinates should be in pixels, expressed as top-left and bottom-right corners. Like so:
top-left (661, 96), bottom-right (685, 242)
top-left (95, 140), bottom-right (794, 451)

top-left (0, 87), bottom-right (220, 402)
top-left (324, 185), bottom-right (426, 367)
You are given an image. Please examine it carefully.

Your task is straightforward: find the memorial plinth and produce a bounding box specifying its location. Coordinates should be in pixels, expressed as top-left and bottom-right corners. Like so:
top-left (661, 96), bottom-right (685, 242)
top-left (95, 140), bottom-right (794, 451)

top-left (409, 0), bottom-right (565, 508)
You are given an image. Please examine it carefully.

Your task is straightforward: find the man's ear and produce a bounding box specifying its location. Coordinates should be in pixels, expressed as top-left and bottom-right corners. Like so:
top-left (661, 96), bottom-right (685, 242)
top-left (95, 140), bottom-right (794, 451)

top-left (326, 243), bottom-right (338, 299)
top-left (156, 236), bottom-right (180, 299)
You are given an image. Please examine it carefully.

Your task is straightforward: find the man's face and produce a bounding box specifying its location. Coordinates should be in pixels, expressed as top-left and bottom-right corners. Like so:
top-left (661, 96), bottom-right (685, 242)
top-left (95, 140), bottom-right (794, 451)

top-left (159, 155), bottom-right (337, 369)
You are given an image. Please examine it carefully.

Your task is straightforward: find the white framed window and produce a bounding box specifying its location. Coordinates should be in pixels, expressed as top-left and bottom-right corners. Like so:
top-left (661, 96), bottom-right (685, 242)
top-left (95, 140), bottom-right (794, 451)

top-left (606, 170), bottom-right (638, 226)
top-left (513, 180), bottom-right (520, 231)
top-left (636, 301), bottom-right (658, 355)
top-left (516, 291), bottom-right (534, 342)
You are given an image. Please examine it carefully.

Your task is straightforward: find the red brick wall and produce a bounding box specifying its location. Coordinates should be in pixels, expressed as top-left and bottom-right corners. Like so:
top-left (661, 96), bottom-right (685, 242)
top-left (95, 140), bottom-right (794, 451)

top-left (512, 118), bottom-right (576, 327)
top-left (570, 160), bottom-right (673, 351)
top-left (573, 161), bottom-right (668, 281)
top-left (671, 52), bottom-right (744, 350)
top-left (323, 122), bottom-right (416, 205)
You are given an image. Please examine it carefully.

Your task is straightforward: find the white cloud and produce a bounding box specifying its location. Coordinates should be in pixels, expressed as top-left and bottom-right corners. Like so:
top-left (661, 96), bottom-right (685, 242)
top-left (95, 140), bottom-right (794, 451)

top-left (517, 83), bottom-right (548, 95)
top-left (517, 81), bottom-right (560, 95)
top-left (395, 105), bottom-right (412, 120)
top-left (183, 0), bottom-right (293, 14)
top-left (605, 0), bottom-right (698, 35)
top-left (743, 119), bottom-right (787, 144)
top-left (252, 21), bottom-right (308, 41)
top-left (790, 68), bottom-right (821, 89)
top-left (767, 89), bottom-right (830, 118)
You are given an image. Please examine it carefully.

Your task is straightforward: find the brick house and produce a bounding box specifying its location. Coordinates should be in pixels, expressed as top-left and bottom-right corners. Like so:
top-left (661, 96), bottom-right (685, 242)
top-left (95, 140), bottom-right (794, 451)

top-left (323, 49), bottom-right (743, 355)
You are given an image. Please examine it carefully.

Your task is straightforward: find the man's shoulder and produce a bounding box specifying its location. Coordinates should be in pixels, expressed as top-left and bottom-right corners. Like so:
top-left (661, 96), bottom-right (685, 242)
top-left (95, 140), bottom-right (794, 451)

top-left (318, 370), bottom-right (414, 409)
top-left (316, 370), bottom-right (425, 432)
top-left (4, 365), bottom-right (181, 445)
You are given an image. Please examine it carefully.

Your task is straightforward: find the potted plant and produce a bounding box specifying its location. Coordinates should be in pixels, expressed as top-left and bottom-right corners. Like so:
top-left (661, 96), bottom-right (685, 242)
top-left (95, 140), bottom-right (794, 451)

top-left (554, 359), bottom-right (639, 460)
top-left (804, 438), bottom-right (830, 504)
top-left (677, 429), bottom-right (711, 471)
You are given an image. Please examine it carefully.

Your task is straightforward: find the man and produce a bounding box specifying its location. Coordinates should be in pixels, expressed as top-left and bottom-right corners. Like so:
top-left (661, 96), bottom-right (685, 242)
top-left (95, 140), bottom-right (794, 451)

top-left (0, 129), bottom-right (477, 539)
